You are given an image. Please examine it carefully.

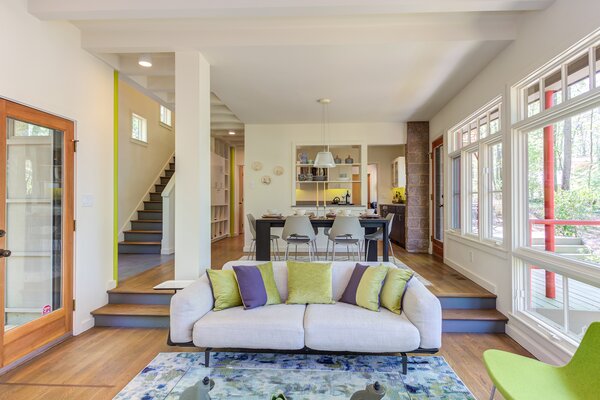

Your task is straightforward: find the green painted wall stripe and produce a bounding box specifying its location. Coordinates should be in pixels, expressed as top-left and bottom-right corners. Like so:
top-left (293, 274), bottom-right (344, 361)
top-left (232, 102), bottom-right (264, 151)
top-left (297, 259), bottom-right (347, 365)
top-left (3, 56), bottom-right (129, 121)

top-left (230, 146), bottom-right (235, 236)
top-left (113, 70), bottom-right (119, 283)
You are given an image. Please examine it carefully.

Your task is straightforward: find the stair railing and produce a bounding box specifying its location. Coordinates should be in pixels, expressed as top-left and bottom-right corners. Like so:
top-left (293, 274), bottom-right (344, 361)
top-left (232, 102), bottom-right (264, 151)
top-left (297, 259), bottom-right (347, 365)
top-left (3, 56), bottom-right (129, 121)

top-left (161, 173), bottom-right (175, 254)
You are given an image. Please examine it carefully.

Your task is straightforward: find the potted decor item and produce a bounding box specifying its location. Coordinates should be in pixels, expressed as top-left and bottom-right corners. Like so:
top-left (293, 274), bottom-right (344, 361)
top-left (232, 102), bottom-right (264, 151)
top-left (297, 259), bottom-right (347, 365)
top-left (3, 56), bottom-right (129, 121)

top-left (298, 152), bottom-right (308, 164)
top-left (334, 154), bottom-right (342, 164)
top-left (345, 155), bottom-right (354, 164)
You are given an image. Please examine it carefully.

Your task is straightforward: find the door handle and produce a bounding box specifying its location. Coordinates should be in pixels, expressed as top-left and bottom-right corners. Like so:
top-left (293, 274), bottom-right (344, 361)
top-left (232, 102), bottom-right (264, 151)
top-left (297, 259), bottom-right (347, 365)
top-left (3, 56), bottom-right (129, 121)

top-left (0, 230), bottom-right (5, 237)
top-left (0, 249), bottom-right (11, 258)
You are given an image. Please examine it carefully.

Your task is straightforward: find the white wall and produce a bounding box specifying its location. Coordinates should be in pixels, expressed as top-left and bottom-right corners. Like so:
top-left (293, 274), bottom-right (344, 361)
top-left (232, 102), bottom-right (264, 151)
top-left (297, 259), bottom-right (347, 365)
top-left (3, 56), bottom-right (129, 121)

top-left (118, 81), bottom-right (175, 232)
top-left (429, 0), bottom-right (600, 364)
top-left (0, 1), bottom-right (114, 335)
top-left (244, 122), bottom-right (406, 250)
top-left (367, 145), bottom-right (405, 205)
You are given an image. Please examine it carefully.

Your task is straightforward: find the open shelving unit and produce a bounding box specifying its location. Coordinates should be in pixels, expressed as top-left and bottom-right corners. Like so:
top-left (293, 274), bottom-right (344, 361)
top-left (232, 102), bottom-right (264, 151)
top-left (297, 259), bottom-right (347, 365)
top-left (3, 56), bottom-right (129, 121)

top-left (211, 138), bottom-right (230, 242)
top-left (293, 144), bottom-right (364, 206)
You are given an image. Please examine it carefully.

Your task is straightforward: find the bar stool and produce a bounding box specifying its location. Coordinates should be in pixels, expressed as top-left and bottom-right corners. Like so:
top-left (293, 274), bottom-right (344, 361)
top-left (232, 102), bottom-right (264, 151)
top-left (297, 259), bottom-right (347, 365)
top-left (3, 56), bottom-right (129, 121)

top-left (326, 216), bottom-right (364, 261)
top-left (282, 215), bottom-right (317, 261)
top-left (364, 213), bottom-right (396, 262)
top-left (247, 214), bottom-right (280, 260)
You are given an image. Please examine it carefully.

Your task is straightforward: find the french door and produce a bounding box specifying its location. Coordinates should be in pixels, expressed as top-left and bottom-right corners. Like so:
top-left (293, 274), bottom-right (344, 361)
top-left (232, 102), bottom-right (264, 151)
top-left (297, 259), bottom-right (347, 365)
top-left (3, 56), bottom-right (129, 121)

top-left (431, 136), bottom-right (444, 258)
top-left (0, 99), bottom-right (74, 368)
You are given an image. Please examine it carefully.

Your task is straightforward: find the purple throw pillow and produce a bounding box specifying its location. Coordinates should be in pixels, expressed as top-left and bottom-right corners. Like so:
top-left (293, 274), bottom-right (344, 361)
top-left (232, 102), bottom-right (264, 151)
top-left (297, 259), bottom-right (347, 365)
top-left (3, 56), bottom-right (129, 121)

top-left (339, 264), bottom-right (369, 306)
top-left (232, 265), bottom-right (268, 309)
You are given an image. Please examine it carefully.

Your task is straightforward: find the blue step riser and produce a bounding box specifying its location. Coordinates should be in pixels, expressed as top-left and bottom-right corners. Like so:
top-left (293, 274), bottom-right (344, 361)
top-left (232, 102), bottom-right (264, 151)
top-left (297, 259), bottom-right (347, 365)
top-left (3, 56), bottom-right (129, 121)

top-left (138, 211), bottom-right (162, 220)
top-left (124, 232), bottom-right (162, 242)
top-left (132, 221), bottom-right (162, 230)
top-left (109, 293), bottom-right (172, 305)
top-left (94, 315), bottom-right (169, 328)
top-left (119, 244), bottom-right (161, 254)
top-left (442, 320), bottom-right (505, 333)
top-left (144, 202), bottom-right (163, 211)
top-left (439, 297), bottom-right (496, 310)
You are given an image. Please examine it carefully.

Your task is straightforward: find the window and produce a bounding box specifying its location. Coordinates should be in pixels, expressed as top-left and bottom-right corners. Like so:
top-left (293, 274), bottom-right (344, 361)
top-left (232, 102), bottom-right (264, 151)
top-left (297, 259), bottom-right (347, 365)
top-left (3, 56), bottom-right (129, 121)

top-left (447, 98), bottom-right (503, 242)
top-left (131, 113), bottom-right (147, 143)
top-left (489, 142), bottom-right (503, 240)
top-left (513, 31), bottom-right (600, 344)
top-left (160, 105), bottom-right (172, 127)
top-left (467, 151), bottom-right (479, 235)
top-left (451, 156), bottom-right (461, 230)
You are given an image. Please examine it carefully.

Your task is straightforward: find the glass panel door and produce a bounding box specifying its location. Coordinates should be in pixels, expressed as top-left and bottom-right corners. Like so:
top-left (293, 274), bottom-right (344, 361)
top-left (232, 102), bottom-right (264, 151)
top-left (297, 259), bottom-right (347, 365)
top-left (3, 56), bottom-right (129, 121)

top-left (0, 99), bottom-right (73, 368)
top-left (4, 118), bottom-right (63, 331)
top-left (431, 137), bottom-right (444, 258)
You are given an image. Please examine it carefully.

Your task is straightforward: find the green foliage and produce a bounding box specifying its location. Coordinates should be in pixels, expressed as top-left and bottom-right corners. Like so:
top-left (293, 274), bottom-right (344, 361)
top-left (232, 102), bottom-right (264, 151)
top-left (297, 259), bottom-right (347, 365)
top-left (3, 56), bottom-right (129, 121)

top-left (554, 189), bottom-right (600, 236)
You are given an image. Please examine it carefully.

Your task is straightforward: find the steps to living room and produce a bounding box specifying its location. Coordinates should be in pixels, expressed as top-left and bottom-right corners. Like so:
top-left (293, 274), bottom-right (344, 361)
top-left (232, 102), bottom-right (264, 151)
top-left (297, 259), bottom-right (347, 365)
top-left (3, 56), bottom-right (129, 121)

top-left (93, 241), bottom-right (509, 333)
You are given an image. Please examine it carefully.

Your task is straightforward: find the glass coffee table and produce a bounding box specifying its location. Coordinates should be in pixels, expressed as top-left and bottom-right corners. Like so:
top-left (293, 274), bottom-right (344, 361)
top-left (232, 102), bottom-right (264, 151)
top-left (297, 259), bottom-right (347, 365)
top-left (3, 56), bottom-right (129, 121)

top-left (164, 366), bottom-right (402, 399)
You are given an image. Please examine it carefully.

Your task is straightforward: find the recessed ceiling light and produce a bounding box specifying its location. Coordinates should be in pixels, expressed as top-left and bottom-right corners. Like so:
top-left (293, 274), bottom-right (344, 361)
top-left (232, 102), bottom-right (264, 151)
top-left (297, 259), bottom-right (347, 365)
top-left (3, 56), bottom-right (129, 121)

top-left (138, 54), bottom-right (153, 68)
top-left (228, 130), bottom-right (236, 135)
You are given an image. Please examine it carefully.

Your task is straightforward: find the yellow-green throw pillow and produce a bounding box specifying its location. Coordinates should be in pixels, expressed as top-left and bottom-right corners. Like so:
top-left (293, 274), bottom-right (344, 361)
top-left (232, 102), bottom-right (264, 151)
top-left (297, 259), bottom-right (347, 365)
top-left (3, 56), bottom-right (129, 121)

top-left (257, 262), bottom-right (282, 305)
top-left (286, 261), bottom-right (334, 304)
top-left (207, 269), bottom-right (242, 311)
top-left (340, 264), bottom-right (389, 311)
top-left (380, 268), bottom-right (414, 314)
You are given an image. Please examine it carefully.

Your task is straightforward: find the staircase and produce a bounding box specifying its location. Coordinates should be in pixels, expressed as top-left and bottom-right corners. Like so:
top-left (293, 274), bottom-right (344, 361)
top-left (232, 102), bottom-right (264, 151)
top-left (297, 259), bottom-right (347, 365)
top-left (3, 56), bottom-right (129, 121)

top-left (118, 157), bottom-right (175, 254)
top-left (439, 294), bottom-right (508, 333)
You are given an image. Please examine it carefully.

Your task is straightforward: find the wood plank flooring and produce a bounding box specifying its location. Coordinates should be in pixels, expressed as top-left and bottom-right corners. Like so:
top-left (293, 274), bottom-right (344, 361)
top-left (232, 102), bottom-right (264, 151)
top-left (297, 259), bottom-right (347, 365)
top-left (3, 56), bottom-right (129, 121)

top-left (0, 327), bottom-right (532, 400)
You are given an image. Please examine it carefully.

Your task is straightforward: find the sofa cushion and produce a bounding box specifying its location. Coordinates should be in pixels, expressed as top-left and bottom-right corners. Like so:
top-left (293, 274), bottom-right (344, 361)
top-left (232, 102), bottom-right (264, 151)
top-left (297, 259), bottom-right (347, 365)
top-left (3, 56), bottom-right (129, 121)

top-left (340, 264), bottom-right (388, 311)
top-left (233, 265), bottom-right (268, 309)
top-left (380, 268), bottom-right (413, 314)
top-left (304, 302), bottom-right (421, 353)
top-left (193, 304), bottom-right (306, 350)
top-left (286, 261), bottom-right (334, 304)
top-left (222, 261), bottom-right (289, 301)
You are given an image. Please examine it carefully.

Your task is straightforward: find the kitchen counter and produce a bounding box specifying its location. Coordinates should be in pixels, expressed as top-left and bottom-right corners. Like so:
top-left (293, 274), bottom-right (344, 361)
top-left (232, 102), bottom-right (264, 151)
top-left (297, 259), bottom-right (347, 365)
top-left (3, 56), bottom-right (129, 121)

top-left (293, 202), bottom-right (366, 208)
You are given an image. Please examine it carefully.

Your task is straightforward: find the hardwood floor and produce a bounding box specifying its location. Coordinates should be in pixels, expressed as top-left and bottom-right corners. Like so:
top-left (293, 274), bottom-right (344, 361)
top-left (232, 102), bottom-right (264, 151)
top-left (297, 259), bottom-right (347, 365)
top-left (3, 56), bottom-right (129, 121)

top-left (0, 236), bottom-right (533, 399)
top-left (0, 327), bottom-right (530, 400)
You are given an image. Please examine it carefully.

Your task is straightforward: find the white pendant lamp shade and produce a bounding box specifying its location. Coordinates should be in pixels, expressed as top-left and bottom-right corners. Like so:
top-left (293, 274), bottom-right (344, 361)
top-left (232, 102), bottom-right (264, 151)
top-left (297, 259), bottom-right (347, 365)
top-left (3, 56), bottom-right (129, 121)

top-left (138, 54), bottom-right (153, 68)
top-left (314, 151), bottom-right (336, 168)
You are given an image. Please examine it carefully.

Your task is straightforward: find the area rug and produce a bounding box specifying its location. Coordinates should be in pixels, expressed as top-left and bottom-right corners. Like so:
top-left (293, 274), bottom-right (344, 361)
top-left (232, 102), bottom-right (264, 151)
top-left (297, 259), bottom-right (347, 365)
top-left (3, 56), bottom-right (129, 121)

top-left (237, 256), bottom-right (432, 286)
top-left (114, 352), bottom-right (474, 399)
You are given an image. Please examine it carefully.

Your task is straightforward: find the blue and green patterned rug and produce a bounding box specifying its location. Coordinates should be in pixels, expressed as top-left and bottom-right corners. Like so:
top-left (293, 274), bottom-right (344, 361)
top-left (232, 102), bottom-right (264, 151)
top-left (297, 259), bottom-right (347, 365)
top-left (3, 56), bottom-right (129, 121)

top-left (114, 352), bottom-right (475, 399)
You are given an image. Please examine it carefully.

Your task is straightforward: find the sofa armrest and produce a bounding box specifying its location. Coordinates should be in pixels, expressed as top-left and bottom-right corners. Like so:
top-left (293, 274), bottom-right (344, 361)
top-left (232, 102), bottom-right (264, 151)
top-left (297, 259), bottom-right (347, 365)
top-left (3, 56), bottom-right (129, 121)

top-left (402, 279), bottom-right (442, 349)
top-left (169, 274), bottom-right (214, 344)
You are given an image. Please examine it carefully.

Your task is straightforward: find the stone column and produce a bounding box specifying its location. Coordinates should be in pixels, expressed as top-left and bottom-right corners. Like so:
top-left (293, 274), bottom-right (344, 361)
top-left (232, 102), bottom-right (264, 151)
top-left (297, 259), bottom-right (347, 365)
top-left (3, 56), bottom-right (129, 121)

top-left (174, 52), bottom-right (211, 279)
top-left (405, 121), bottom-right (430, 253)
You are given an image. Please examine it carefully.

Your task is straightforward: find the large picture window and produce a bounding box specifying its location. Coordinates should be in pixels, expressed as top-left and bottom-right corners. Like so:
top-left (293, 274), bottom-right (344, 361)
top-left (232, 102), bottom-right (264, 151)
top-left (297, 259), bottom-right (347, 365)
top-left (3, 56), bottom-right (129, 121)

top-left (513, 31), bottom-right (600, 345)
top-left (447, 98), bottom-right (503, 244)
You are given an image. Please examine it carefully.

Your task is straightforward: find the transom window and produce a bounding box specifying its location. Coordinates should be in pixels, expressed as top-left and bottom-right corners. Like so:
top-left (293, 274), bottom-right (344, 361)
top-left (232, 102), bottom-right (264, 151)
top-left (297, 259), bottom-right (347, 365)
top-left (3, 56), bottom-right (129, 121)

top-left (131, 113), bottom-right (147, 143)
top-left (447, 97), bottom-right (503, 244)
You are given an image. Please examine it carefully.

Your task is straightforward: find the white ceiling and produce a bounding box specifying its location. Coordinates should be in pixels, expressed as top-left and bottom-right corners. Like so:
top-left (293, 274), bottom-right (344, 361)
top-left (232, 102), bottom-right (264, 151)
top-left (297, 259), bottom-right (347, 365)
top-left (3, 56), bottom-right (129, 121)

top-left (28, 0), bottom-right (555, 124)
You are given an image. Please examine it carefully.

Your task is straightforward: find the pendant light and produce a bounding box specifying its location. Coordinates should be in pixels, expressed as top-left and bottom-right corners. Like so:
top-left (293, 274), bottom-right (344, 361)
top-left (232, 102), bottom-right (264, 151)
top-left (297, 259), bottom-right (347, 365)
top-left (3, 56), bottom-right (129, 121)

top-left (313, 98), bottom-right (336, 168)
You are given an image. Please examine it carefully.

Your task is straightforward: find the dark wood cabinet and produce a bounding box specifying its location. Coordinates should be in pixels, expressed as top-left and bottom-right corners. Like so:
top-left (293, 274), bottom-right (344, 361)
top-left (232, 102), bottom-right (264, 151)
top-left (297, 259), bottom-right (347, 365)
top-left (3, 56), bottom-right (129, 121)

top-left (379, 204), bottom-right (406, 248)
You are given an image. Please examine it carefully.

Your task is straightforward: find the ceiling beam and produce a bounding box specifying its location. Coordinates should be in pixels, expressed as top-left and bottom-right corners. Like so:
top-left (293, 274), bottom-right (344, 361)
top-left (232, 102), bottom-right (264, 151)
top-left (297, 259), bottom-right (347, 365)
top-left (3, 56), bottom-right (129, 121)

top-left (28, 0), bottom-right (554, 20)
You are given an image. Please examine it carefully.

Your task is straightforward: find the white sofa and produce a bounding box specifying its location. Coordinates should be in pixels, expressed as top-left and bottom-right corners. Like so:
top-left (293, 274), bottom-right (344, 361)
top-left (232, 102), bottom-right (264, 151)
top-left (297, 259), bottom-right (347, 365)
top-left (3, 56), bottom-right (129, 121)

top-left (169, 261), bottom-right (442, 373)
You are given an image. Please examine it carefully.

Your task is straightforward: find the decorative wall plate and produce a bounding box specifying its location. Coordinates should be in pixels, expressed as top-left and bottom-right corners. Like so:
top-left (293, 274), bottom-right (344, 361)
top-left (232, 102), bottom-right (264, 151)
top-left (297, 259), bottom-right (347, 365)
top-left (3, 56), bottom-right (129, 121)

top-left (251, 161), bottom-right (263, 171)
top-left (273, 166), bottom-right (284, 176)
top-left (261, 175), bottom-right (272, 185)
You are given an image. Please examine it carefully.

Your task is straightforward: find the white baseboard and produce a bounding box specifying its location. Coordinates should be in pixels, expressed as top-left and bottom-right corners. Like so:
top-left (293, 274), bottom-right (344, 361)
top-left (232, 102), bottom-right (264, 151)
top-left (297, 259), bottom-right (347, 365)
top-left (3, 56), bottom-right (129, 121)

top-left (506, 318), bottom-right (573, 366)
top-left (74, 317), bottom-right (95, 336)
top-left (444, 257), bottom-right (498, 295)
top-left (161, 247), bottom-right (175, 255)
top-left (107, 280), bottom-right (117, 290)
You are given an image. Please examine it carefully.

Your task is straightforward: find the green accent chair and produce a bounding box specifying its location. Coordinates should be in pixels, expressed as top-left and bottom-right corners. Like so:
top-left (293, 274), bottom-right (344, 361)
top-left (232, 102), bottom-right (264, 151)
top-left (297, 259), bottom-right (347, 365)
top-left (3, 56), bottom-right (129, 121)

top-left (484, 322), bottom-right (600, 400)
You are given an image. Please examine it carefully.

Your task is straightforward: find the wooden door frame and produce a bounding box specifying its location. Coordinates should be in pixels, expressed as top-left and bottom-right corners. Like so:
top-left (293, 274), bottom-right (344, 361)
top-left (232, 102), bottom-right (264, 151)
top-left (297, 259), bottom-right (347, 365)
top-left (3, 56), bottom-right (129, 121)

top-left (0, 99), bottom-right (74, 368)
top-left (238, 165), bottom-right (244, 234)
top-left (431, 136), bottom-right (444, 259)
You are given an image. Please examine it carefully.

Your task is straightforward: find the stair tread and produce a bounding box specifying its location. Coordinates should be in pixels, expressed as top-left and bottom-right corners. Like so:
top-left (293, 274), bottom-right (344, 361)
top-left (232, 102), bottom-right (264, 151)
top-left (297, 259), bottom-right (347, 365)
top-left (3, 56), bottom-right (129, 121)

top-left (119, 241), bottom-right (162, 245)
top-left (92, 304), bottom-right (169, 317)
top-left (436, 293), bottom-right (497, 299)
top-left (442, 309), bottom-right (508, 321)
top-left (139, 210), bottom-right (162, 213)
top-left (131, 220), bottom-right (162, 223)
top-left (124, 230), bottom-right (163, 234)
top-left (144, 201), bottom-right (162, 203)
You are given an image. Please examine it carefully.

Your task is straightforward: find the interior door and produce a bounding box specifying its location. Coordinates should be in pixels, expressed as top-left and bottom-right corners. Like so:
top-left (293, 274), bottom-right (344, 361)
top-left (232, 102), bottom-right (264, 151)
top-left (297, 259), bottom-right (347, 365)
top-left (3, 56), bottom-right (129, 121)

top-left (0, 99), bottom-right (74, 368)
top-left (431, 136), bottom-right (444, 258)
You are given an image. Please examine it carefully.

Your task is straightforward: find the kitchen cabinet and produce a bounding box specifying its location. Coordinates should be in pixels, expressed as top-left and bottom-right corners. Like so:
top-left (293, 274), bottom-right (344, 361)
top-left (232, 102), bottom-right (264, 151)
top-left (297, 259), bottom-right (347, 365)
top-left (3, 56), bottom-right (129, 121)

top-left (379, 203), bottom-right (405, 248)
top-left (391, 156), bottom-right (406, 188)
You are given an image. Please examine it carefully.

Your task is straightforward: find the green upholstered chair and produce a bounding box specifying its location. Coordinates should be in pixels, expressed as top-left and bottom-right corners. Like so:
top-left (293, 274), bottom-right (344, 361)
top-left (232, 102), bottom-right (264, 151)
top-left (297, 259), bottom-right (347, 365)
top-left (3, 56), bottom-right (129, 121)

top-left (484, 322), bottom-right (600, 400)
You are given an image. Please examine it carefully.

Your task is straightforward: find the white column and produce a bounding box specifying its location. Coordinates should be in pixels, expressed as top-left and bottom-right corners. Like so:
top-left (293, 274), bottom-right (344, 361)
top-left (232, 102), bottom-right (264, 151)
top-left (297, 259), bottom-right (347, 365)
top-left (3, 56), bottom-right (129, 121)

top-left (174, 52), bottom-right (211, 279)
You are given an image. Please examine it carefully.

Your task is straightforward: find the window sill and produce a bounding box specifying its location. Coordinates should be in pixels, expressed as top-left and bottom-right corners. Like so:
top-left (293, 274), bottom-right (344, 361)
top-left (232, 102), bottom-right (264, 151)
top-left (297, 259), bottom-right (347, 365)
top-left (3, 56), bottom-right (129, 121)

top-left (130, 138), bottom-right (148, 146)
top-left (445, 230), bottom-right (508, 259)
top-left (159, 122), bottom-right (173, 130)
